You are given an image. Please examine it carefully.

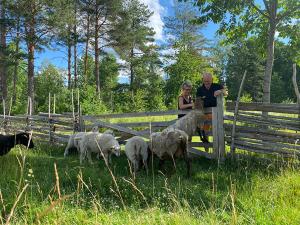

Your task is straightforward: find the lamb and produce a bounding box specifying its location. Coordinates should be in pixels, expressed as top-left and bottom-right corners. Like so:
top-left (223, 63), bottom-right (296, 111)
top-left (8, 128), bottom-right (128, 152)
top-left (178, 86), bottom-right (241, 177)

top-left (64, 126), bottom-right (100, 157)
top-left (0, 132), bottom-right (34, 156)
top-left (125, 136), bottom-right (148, 174)
top-left (78, 132), bottom-right (121, 164)
top-left (149, 128), bottom-right (190, 176)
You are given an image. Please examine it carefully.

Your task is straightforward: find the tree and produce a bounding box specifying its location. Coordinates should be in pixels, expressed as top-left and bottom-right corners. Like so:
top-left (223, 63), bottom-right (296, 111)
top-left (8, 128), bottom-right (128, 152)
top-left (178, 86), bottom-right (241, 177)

top-left (164, 0), bottom-right (206, 52)
top-left (35, 63), bottom-right (70, 113)
top-left (188, 0), bottom-right (300, 104)
top-left (99, 54), bottom-right (119, 110)
top-left (83, 0), bottom-right (121, 95)
top-left (111, 0), bottom-right (155, 91)
top-left (225, 39), bottom-right (264, 102)
top-left (10, 0), bottom-right (55, 113)
top-left (52, 0), bottom-right (77, 89)
top-left (163, 0), bottom-right (210, 108)
top-left (164, 49), bottom-right (208, 108)
top-left (0, 0), bottom-right (8, 103)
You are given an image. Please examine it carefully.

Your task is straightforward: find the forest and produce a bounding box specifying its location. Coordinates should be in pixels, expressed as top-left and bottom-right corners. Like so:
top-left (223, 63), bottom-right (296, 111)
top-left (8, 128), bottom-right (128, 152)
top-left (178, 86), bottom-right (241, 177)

top-left (0, 0), bottom-right (299, 115)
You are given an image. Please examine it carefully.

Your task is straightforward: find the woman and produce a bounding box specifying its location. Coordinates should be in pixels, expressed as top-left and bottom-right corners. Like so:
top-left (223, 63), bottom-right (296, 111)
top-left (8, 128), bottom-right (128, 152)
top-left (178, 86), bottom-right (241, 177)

top-left (178, 81), bottom-right (193, 118)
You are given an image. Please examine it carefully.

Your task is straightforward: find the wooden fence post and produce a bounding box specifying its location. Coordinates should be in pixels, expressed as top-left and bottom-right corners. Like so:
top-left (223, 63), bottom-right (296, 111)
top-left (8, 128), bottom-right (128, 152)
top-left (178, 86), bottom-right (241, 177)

top-left (231, 70), bottom-right (247, 156)
top-left (212, 94), bottom-right (225, 162)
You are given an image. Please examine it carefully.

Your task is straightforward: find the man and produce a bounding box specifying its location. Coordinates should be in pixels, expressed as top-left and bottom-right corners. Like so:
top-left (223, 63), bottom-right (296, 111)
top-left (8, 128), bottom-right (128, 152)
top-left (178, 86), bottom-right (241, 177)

top-left (196, 72), bottom-right (227, 143)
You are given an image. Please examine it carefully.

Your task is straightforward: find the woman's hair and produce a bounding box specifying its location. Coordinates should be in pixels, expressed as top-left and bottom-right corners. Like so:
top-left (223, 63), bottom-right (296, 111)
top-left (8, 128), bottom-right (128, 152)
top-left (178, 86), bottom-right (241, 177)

top-left (181, 80), bottom-right (192, 90)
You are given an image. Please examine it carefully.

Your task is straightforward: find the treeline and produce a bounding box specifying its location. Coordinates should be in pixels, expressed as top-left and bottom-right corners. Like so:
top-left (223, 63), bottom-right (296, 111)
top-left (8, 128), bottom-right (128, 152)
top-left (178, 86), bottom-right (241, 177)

top-left (0, 0), bottom-right (299, 115)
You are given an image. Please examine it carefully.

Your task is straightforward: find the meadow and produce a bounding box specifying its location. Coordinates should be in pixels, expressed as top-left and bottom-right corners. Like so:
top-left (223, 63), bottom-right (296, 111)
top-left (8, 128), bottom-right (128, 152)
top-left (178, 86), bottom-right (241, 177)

top-left (0, 142), bottom-right (300, 225)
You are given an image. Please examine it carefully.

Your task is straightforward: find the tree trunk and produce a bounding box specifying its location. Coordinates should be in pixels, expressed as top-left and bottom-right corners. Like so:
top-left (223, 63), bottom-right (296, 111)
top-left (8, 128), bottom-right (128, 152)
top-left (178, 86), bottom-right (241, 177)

top-left (95, 14), bottom-right (100, 95)
top-left (84, 13), bottom-right (90, 85)
top-left (0, 0), bottom-right (7, 103)
top-left (67, 27), bottom-right (72, 89)
top-left (73, 32), bottom-right (77, 88)
top-left (27, 41), bottom-right (35, 114)
top-left (129, 48), bottom-right (134, 91)
top-left (262, 1), bottom-right (277, 104)
top-left (13, 16), bottom-right (20, 104)
top-left (73, 2), bottom-right (77, 88)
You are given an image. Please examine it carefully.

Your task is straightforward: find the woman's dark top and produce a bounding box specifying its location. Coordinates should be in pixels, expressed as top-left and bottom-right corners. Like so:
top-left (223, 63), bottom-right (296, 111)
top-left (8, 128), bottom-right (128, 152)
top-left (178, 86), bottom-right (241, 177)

top-left (178, 95), bottom-right (193, 118)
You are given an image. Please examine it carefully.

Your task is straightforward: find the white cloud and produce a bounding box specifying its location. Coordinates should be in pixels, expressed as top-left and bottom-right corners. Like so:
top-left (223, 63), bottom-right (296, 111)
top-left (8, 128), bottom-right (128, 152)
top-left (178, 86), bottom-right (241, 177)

top-left (139, 0), bottom-right (165, 40)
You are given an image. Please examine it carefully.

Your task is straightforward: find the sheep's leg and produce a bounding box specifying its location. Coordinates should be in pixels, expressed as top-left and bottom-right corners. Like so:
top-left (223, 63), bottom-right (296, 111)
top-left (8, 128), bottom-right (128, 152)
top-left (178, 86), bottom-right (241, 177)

top-left (64, 141), bottom-right (72, 157)
top-left (108, 153), bottom-right (112, 164)
top-left (64, 147), bottom-right (69, 157)
top-left (87, 150), bottom-right (93, 164)
top-left (143, 159), bottom-right (148, 175)
top-left (183, 145), bottom-right (191, 177)
top-left (79, 148), bottom-right (85, 165)
top-left (158, 159), bottom-right (165, 172)
top-left (134, 160), bottom-right (139, 173)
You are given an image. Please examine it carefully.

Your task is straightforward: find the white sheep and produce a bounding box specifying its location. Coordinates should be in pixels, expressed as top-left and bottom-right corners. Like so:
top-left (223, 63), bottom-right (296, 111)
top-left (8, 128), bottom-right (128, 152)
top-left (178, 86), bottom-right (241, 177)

top-left (78, 132), bottom-right (121, 164)
top-left (149, 128), bottom-right (190, 176)
top-left (125, 136), bottom-right (148, 174)
top-left (64, 126), bottom-right (99, 157)
top-left (167, 110), bottom-right (204, 141)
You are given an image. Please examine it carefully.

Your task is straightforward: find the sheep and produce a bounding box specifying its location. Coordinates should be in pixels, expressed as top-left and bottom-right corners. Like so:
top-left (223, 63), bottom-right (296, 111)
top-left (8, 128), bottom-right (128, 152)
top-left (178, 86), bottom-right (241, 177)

top-left (78, 132), bottom-right (121, 164)
top-left (149, 128), bottom-right (190, 177)
top-left (64, 126), bottom-right (99, 157)
top-left (0, 132), bottom-right (34, 156)
top-left (125, 136), bottom-right (148, 174)
top-left (167, 110), bottom-right (204, 141)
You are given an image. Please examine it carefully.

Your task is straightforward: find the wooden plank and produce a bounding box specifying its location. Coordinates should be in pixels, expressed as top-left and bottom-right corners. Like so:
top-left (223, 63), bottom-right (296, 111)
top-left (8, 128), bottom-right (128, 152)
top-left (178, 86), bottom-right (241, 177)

top-left (225, 139), bottom-right (300, 156)
top-left (191, 142), bottom-right (213, 148)
top-left (224, 124), bottom-right (300, 139)
top-left (225, 115), bottom-right (300, 131)
top-left (226, 102), bottom-right (300, 114)
top-left (235, 111), bottom-right (300, 122)
top-left (225, 136), bottom-right (300, 151)
top-left (59, 109), bottom-right (192, 120)
top-left (233, 144), bottom-right (300, 158)
top-left (212, 95), bottom-right (225, 161)
top-left (90, 120), bottom-right (149, 138)
top-left (225, 131), bottom-right (299, 145)
top-left (189, 147), bottom-right (213, 159)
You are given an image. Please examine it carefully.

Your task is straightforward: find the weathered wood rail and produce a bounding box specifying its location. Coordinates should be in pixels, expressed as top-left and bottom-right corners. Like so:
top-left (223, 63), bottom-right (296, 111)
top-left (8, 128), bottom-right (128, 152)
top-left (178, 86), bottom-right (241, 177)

top-left (225, 101), bottom-right (300, 159)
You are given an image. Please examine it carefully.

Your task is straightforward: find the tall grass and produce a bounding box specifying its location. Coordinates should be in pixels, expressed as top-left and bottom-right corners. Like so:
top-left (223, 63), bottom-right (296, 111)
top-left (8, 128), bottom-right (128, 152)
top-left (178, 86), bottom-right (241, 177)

top-left (0, 142), bottom-right (299, 224)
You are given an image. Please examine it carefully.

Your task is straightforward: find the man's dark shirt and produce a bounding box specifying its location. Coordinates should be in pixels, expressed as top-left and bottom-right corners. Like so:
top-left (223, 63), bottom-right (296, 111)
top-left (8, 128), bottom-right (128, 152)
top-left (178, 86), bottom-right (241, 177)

top-left (196, 83), bottom-right (223, 107)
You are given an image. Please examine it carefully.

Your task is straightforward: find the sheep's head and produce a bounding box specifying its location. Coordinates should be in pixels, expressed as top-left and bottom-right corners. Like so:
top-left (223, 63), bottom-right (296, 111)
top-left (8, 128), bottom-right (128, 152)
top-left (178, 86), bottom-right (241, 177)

top-left (166, 129), bottom-right (188, 146)
top-left (101, 134), bottom-right (121, 157)
top-left (17, 132), bottom-right (34, 149)
top-left (110, 142), bottom-right (121, 157)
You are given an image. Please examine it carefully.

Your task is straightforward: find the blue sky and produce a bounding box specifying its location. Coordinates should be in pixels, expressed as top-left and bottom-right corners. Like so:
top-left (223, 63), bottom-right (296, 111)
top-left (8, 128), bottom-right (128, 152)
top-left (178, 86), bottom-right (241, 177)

top-left (35, 0), bottom-right (219, 76)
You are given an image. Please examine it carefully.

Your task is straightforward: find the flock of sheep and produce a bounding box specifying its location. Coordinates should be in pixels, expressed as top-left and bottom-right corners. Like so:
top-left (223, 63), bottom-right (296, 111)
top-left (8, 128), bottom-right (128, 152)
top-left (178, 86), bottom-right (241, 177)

top-left (64, 109), bottom-right (204, 177)
top-left (0, 107), bottom-right (204, 177)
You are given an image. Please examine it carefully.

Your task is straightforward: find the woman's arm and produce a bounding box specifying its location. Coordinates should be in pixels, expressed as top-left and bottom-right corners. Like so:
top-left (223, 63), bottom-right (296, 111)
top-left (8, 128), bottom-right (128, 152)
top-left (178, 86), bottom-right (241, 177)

top-left (178, 96), bottom-right (193, 109)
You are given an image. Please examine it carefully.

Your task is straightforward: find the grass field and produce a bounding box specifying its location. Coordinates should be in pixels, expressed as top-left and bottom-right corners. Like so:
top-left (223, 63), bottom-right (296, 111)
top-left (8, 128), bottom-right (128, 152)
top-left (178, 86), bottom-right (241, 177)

top-left (0, 142), bottom-right (300, 225)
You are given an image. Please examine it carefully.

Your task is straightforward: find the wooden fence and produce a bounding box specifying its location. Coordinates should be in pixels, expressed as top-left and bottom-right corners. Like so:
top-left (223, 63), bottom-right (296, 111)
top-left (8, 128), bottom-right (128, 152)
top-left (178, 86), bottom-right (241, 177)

top-left (224, 101), bottom-right (300, 159)
top-left (1, 95), bottom-right (300, 161)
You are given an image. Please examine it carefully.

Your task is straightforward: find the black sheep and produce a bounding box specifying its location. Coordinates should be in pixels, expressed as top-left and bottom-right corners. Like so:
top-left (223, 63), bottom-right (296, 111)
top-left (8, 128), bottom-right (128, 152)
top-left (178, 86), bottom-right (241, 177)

top-left (0, 132), bottom-right (34, 156)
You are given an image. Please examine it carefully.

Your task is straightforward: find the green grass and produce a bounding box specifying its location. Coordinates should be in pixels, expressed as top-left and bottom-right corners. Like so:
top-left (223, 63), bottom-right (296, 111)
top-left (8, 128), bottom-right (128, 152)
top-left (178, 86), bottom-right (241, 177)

top-left (1, 143), bottom-right (300, 224)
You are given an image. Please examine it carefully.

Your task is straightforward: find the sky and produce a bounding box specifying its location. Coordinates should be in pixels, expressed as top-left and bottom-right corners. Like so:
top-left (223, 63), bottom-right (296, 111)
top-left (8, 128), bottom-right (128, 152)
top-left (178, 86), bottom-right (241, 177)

top-left (35, 0), bottom-right (220, 81)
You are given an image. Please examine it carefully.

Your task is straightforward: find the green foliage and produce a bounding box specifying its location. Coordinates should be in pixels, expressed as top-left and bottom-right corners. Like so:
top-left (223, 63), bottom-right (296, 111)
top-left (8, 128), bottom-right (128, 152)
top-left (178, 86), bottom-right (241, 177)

top-left (35, 63), bottom-right (71, 113)
top-left (240, 93), bottom-right (253, 103)
top-left (80, 85), bottom-right (107, 115)
top-left (165, 49), bottom-right (208, 108)
top-left (225, 39), bottom-right (264, 102)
